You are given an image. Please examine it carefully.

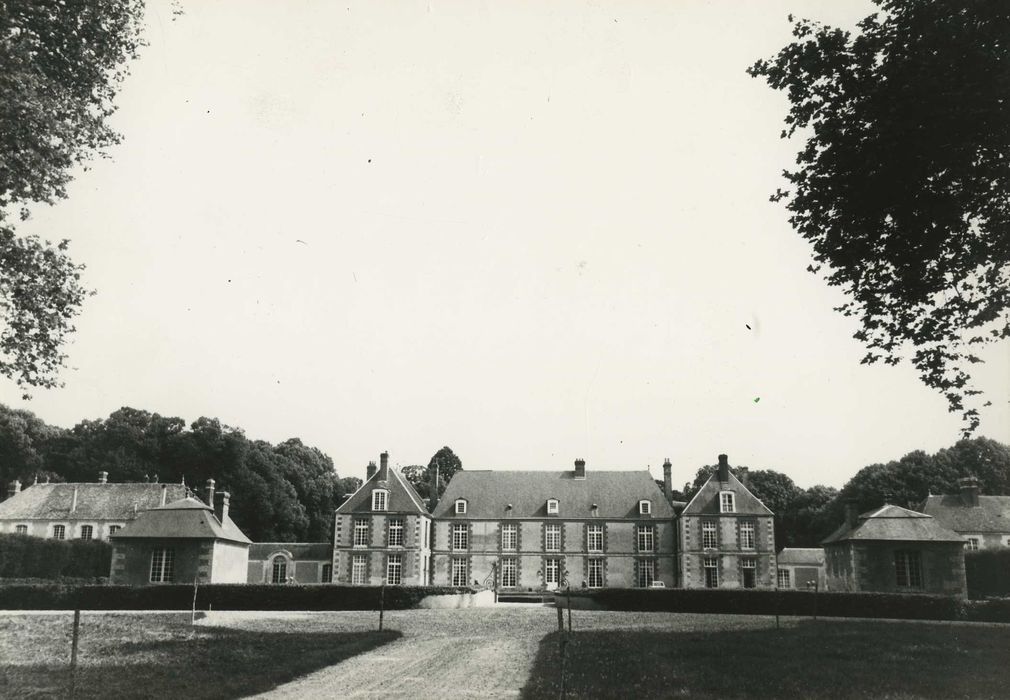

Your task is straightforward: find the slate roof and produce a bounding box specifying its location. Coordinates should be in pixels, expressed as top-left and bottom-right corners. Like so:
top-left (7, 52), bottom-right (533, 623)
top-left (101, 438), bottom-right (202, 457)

top-left (431, 469), bottom-right (675, 519)
top-left (0, 483), bottom-right (188, 522)
top-left (337, 466), bottom-right (429, 515)
top-left (110, 496), bottom-right (251, 544)
top-left (920, 494), bottom-right (1010, 534)
top-left (249, 542), bottom-right (332, 560)
top-left (777, 548), bottom-right (825, 566)
top-left (681, 469), bottom-right (774, 516)
top-left (822, 504), bottom-right (964, 545)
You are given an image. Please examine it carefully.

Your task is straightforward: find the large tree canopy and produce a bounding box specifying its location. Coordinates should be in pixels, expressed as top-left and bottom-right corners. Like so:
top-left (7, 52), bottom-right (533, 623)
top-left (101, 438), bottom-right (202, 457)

top-left (748, 1), bottom-right (1010, 434)
top-left (0, 1), bottom-right (145, 393)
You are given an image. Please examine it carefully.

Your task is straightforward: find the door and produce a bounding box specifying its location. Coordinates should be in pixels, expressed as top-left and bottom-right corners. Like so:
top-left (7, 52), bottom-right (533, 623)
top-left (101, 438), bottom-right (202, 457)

top-left (544, 558), bottom-right (560, 590)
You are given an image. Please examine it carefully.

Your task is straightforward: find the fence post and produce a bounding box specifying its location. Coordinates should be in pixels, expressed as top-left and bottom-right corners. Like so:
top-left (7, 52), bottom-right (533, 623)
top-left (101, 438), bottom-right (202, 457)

top-left (812, 581), bottom-right (818, 620)
top-left (379, 584), bottom-right (386, 631)
top-left (69, 608), bottom-right (81, 699)
top-left (566, 591), bottom-right (572, 634)
top-left (191, 579), bottom-right (199, 625)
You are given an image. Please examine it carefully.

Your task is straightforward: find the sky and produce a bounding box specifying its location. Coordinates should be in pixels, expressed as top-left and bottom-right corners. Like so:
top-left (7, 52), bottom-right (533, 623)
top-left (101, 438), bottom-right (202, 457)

top-left (6, 0), bottom-right (1009, 489)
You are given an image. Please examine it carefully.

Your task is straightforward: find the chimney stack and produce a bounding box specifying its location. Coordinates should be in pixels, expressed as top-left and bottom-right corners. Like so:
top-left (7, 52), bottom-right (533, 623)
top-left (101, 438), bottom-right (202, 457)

top-left (378, 452), bottom-right (389, 481)
top-left (98, 471), bottom-right (108, 484)
top-left (6, 479), bottom-right (21, 501)
top-left (959, 476), bottom-right (980, 507)
top-left (574, 458), bottom-right (586, 480)
top-left (215, 491), bottom-right (230, 524)
top-left (160, 484), bottom-right (168, 506)
top-left (428, 464), bottom-right (440, 512)
top-left (844, 498), bottom-right (860, 530)
top-left (71, 486), bottom-right (79, 514)
top-left (717, 454), bottom-right (730, 483)
top-left (205, 478), bottom-right (216, 507)
top-left (662, 459), bottom-right (673, 503)
top-left (366, 461), bottom-right (377, 480)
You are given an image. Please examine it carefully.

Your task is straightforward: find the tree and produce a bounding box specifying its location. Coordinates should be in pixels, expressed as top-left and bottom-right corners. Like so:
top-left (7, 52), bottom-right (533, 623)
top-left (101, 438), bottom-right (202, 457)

top-left (0, 1), bottom-right (145, 393)
top-left (748, 2), bottom-right (1010, 434)
top-left (427, 446), bottom-right (462, 499)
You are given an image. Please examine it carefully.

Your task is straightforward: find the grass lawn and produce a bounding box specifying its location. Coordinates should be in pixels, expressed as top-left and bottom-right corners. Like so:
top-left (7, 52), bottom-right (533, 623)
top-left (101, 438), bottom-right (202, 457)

top-left (521, 617), bottom-right (1010, 699)
top-left (0, 612), bottom-right (399, 699)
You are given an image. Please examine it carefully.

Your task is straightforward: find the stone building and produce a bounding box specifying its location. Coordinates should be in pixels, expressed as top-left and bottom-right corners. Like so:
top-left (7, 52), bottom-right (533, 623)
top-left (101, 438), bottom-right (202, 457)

top-left (248, 542), bottom-right (333, 584)
top-left (920, 477), bottom-right (1010, 551)
top-left (678, 455), bottom-right (776, 589)
top-left (775, 548), bottom-right (826, 590)
top-left (822, 502), bottom-right (966, 596)
top-left (429, 459), bottom-right (676, 590)
top-left (0, 473), bottom-right (187, 541)
top-left (109, 480), bottom-right (251, 585)
top-left (332, 452), bottom-right (433, 586)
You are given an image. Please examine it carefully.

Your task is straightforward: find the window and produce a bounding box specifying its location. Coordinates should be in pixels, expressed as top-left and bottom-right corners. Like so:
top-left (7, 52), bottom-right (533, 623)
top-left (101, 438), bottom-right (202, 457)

top-left (501, 557), bottom-right (517, 587)
top-left (452, 523), bottom-right (468, 551)
top-left (79, 525), bottom-right (94, 541)
top-left (351, 555), bottom-right (367, 584)
top-left (639, 500), bottom-right (652, 515)
top-left (637, 525), bottom-right (655, 553)
top-left (638, 559), bottom-right (655, 587)
top-left (702, 520), bottom-right (717, 549)
top-left (388, 518), bottom-right (404, 547)
top-left (777, 568), bottom-right (791, 589)
top-left (895, 550), bottom-right (923, 588)
top-left (703, 557), bottom-right (719, 588)
top-left (109, 525), bottom-right (122, 535)
top-left (547, 499), bottom-right (559, 515)
top-left (424, 520), bottom-right (430, 548)
top-left (501, 523), bottom-right (517, 551)
top-left (386, 554), bottom-right (402, 585)
top-left (741, 557), bottom-right (757, 588)
top-left (371, 489), bottom-right (388, 511)
top-left (720, 492), bottom-right (735, 513)
top-left (544, 558), bottom-right (560, 587)
top-left (545, 524), bottom-right (561, 552)
top-left (454, 499), bottom-right (467, 515)
top-left (322, 563), bottom-right (332, 583)
top-left (451, 557), bottom-right (468, 586)
top-left (271, 555), bottom-right (288, 584)
top-left (739, 521), bottom-right (755, 550)
top-left (353, 520), bottom-right (369, 547)
top-left (965, 537), bottom-right (980, 551)
top-left (150, 548), bottom-right (175, 583)
top-left (588, 559), bottom-right (604, 588)
top-left (15, 524), bottom-right (27, 535)
top-left (587, 524), bottom-right (603, 553)
top-left (52, 524), bottom-right (65, 540)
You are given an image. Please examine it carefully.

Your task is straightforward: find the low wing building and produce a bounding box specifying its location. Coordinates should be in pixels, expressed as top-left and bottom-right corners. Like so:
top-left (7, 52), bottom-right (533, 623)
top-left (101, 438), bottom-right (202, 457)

top-left (249, 542), bottom-right (333, 584)
top-left (920, 477), bottom-right (1010, 551)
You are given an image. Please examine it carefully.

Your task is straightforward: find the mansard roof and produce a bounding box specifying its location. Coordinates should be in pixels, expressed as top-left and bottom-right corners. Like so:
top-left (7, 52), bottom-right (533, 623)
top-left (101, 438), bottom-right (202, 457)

top-left (921, 494), bottom-right (1010, 534)
top-left (110, 496), bottom-right (251, 544)
top-left (822, 504), bottom-right (964, 545)
top-left (0, 482), bottom-right (188, 522)
top-left (431, 469), bottom-right (674, 519)
top-left (680, 469), bottom-right (773, 516)
top-left (336, 465), bottom-right (429, 515)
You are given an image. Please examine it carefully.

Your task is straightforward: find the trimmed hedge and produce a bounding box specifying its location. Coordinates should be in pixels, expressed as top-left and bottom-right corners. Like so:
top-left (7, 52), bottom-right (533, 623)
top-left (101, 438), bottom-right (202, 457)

top-left (0, 583), bottom-right (476, 611)
top-left (966, 549), bottom-right (1010, 599)
top-left (0, 534), bottom-right (112, 579)
top-left (556, 588), bottom-right (1010, 623)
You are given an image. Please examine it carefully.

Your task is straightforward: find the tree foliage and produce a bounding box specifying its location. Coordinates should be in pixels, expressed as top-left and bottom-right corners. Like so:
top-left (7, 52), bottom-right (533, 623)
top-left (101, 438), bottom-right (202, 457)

top-left (401, 447), bottom-right (464, 503)
top-left (0, 404), bottom-right (351, 542)
top-left (748, 1), bottom-right (1010, 434)
top-left (0, 1), bottom-right (146, 393)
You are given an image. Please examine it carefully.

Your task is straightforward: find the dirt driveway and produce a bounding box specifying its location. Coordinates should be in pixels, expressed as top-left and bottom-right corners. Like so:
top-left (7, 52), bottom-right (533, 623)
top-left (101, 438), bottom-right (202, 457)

top-left (205, 605), bottom-right (562, 699)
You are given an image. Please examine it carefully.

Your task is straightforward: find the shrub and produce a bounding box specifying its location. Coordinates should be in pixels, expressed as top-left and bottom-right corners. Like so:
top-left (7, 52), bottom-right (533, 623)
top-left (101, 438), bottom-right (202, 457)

top-left (965, 549), bottom-right (1010, 598)
top-left (0, 534), bottom-right (112, 579)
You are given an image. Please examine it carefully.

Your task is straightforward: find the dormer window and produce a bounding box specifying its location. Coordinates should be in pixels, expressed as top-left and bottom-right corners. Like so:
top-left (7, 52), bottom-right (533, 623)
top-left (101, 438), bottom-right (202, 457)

top-left (720, 492), bottom-right (735, 513)
top-left (372, 489), bottom-right (388, 511)
top-left (547, 499), bottom-right (559, 515)
top-left (639, 500), bottom-right (652, 515)
top-left (455, 499), bottom-right (467, 515)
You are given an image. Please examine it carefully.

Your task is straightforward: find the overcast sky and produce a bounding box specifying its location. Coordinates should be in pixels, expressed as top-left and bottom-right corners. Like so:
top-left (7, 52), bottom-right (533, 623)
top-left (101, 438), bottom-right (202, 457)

top-left (7, 0), bottom-right (1009, 489)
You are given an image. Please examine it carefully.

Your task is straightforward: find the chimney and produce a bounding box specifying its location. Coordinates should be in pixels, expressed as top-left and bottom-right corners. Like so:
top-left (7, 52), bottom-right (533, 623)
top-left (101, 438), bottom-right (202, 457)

top-left (98, 471), bottom-right (108, 484)
top-left (737, 466), bottom-right (750, 487)
top-left (71, 486), bottom-right (79, 514)
top-left (378, 452), bottom-right (389, 481)
top-left (574, 458), bottom-right (586, 480)
top-left (366, 461), bottom-right (377, 480)
top-left (959, 477), bottom-right (980, 507)
top-left (717, 454), bottom-right (730, 483)
top-left (428, 464), bottom-right (440, 512)
top-left (160, 484), bottom-right (168, 506)
top-left (215, 491), bottom-right (230, 524)
top-left (6, 479), bottom-right (21, 501)
top-left (844, 498), bottom-right (860, 530)
top-left (205, 478), bottom-right (216, 507)
top-left (662, 459), bottom-right (673, 503)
